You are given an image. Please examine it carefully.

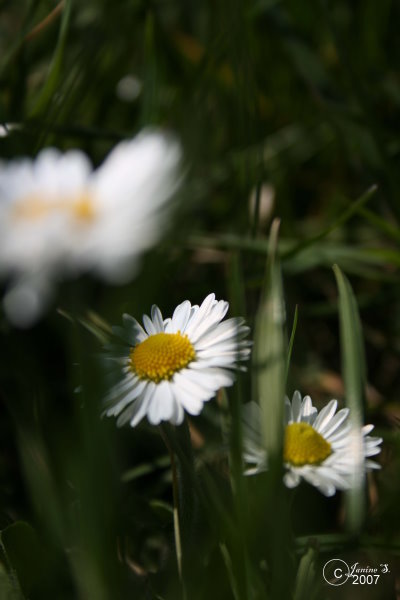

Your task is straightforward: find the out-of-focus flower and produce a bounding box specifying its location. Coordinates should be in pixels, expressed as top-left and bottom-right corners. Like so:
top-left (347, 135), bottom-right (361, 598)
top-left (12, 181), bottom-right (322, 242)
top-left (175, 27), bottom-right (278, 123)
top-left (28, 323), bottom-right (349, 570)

top-left (0, 131), bottom-right (181, 326)
top-left (243, 391), bottom-right (382, 497)
top-left (104, 293), bottom-right (251, 427)
top-left (248, 183), bottom-right (275, 229)
top-left (116, 75), bottom-right (142, 102)
top-left (0, 123), bottom-right (20, 138)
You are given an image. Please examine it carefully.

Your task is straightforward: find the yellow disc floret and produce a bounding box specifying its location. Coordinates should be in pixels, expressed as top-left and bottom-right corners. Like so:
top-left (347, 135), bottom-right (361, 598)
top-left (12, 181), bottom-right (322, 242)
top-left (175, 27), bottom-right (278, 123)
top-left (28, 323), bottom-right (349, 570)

top-left (129, 332), bottom-right (196, 383)
top-left (72, 195), bottom-right (96, 221)
top-left (284, 422), bottom-right (332, 466)
top-left (14, 193), bottom-right (95, 222)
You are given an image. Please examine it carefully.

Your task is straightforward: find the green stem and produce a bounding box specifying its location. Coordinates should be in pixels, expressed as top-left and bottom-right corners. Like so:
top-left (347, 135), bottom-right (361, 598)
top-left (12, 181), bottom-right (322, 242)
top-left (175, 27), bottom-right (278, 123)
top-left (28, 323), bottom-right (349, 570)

top-left (159, 427), bottom-right (187, 600)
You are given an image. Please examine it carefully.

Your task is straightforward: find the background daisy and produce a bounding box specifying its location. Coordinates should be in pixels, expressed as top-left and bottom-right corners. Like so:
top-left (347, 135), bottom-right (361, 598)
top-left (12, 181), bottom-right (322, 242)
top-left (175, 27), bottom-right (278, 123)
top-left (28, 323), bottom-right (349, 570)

top-left (0, 130), bottom-right (181, 327)
top-left (104, 293), bottom-right (251, 427)
top-left (243, 391), bottom-right (382, 496)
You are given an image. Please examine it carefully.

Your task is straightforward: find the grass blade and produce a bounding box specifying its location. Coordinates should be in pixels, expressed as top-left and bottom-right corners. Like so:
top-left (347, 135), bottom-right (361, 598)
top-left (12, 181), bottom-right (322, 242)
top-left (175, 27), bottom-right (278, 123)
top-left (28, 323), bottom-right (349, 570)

top-left (254, 218), bottom-right (286, 459)
top-left (29, 0), bottom-right (72, 119)
top-left (285, 304), bottom-right (298, 384)
top-left (252, 219), bottom-right (292, 599)
top-left (282, 184), bottom-right (378, 260)
top-left (333, 264), bottom-right (367, 533)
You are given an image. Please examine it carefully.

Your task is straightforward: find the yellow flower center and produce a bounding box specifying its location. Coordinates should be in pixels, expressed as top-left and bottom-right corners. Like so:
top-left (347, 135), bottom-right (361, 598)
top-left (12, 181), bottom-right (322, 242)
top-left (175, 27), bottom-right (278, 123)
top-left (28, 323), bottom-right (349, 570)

top-left (284, 422), bottom-right (332, 466)
top-left (129, 332), bottom-right (196, 383)
top-left (13, 194), bottom-right (95, 222)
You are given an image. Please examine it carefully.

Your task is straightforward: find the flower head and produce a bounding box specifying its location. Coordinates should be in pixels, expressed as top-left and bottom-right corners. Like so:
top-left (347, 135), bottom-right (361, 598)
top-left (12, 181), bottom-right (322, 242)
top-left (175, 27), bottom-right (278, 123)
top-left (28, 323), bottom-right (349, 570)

top-left (104, 293), bottom-right (251, 427)
top-left (0, 130), bottom-right (181, 326)
top-left (243, 391), bottom-right (382, 497)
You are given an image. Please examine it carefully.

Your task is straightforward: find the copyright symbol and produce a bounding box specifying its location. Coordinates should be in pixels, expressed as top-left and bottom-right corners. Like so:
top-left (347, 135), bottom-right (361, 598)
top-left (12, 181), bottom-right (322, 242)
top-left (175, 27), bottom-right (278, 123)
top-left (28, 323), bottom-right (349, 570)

top-left (323, 559), bottom-right (350, 586)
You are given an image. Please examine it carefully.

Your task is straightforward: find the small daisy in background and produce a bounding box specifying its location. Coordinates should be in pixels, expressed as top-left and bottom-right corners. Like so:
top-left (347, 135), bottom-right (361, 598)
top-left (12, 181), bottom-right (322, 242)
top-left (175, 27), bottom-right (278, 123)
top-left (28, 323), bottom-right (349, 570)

top-left (104, 293), bottom-right (251, 427)
top-left (0, 130), bottom-right (181, 327)
top-left (243, 390), bottom-right (382, 497)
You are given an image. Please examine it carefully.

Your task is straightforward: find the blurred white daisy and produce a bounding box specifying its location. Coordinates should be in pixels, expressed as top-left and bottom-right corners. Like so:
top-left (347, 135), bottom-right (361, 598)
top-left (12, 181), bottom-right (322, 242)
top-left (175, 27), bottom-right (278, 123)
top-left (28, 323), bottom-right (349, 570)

top-left (243, 391), bottom-right (382, 497)
top-left (104, 293), bottom-right (251, 427)
top-left (0, 130), bottom-right (181, 327)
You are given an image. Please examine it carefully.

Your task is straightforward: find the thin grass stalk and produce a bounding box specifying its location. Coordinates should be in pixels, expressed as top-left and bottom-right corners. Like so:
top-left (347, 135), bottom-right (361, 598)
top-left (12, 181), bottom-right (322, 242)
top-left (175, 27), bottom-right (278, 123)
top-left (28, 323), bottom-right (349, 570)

top-left (159, 426), bottom-right (187, 600)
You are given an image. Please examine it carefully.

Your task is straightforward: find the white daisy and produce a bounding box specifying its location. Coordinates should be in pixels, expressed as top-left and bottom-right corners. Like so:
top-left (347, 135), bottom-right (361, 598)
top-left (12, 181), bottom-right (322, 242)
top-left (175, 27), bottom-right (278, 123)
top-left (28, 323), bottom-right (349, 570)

top-left (0, 130), bottom-right (181, 327)
top-left (243, 391), bottom-right (382, 497)
top-left (103, 293), bottom-right (251, 427)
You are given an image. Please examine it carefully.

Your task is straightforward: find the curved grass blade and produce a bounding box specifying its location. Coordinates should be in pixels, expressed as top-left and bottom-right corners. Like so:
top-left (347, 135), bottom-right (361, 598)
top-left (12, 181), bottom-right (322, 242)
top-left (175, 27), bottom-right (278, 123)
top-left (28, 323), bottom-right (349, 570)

top-left (333, 264), bottom-right (367, 534)
top-left (282, 184), bottom-right (378, 260)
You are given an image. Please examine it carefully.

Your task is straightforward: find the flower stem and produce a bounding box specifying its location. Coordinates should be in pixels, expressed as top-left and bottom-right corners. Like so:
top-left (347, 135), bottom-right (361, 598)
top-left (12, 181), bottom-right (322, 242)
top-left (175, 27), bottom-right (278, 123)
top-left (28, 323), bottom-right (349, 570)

top-left (159, 426), bottom-right (187, 600)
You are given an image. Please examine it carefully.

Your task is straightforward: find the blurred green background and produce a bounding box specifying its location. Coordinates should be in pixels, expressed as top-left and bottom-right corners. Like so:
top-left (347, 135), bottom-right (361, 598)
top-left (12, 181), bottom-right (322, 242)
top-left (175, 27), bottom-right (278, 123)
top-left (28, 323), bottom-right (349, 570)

top-left (0, 1), bottom-right (399, 598)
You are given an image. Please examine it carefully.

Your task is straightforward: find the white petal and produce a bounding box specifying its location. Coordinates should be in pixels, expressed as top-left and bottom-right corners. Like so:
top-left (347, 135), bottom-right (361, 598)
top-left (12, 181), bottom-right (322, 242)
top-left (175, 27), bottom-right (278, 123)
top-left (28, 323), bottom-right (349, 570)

top-left (362, 424), bottom-right (375, 436)
top-left (116, 383), bottom-right (153, 426)
top-left (148, 389), bottom-right (165, 425)
top-left (170, 381), bottom-right (205, 415)
top-left (285, 396), bottom-right (293, 424)
top-left (313, 399), bottom-right (338, 432)
top-left (169, 396), bottom-right (185, 425)
top-left (300, 395), bottom-right (317, 424)
top-left (122, 313), bottom-right (147, 342)
top-left (317, 483), bottom-right (336, 497)
top-left (149, 381), bottom-right (175, 423)
top-left (365, 459), bottom-right (381, 470)
top-left (194, 318), bottom-right (247, 349)
top-left (291, 390), bottom-right (302, 422)
top-left (188, 301), bottom-right (230, 344)
top-left (142, 314), bottom-right (157, 335)
top-left (185, 293), bottom-right (216, 337)
top-left (106, 378), bottom-right (148, 415)
top-left (130, 385), bottom-right (156, 427)
top-left (320, 408), bottom-right (349, 438)
top-left (173, 372), bottom-right (211, 400)
top-left (151, 305), bottom-right (164, 332)
top-left (105, 374), bottom-right (138, 403)
top-left (364, 446), bottom-right (382, 457)
top-left (168, 300), bottom-right (192, 332)
top-left (283, 471), bottom-right (300, 488)
top-left (186, 366), bottom-right (235, 390)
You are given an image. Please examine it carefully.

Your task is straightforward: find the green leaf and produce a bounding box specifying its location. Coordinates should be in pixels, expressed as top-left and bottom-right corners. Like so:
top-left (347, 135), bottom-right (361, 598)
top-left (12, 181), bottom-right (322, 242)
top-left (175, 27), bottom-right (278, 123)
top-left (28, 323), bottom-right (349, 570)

top-left (254, 219), bottom-right (286, 460)
top-left (121, 455), bottom-right (170, 482)
top-left (293, 547), bottom-right (319, 600)
top-left (333, 264), bottom-right (367, 533)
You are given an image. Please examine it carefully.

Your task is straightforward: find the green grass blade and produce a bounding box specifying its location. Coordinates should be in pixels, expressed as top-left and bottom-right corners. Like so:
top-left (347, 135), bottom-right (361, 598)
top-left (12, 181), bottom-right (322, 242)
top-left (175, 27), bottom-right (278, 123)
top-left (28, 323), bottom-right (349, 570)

top-left (29, 0), bottom-right (72, 119)
top-left (333, 264), bottom-right (367, 534)
top-left (254, 218), bottom-right (286, 459)
top-left (285, 305), bottom-right (298, 384)
top-left (253, 220), bottom-right (292, 599)
top-left (219, 543), bottom-right (240, 600)
top-left (282, 184), bottom-right (378, 260)
top-left (358, 206), bottom-right (400, 242)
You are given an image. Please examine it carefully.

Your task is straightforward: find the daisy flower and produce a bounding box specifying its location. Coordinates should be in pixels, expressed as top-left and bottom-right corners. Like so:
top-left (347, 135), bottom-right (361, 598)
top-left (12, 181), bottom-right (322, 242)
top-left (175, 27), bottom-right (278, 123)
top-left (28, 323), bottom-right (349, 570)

top-left (0, 130), bottom-right (181, 327)
top-left (104, 293), bottom-right (251, 427)
top-left (243, 391), bottom-right (382, 497)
